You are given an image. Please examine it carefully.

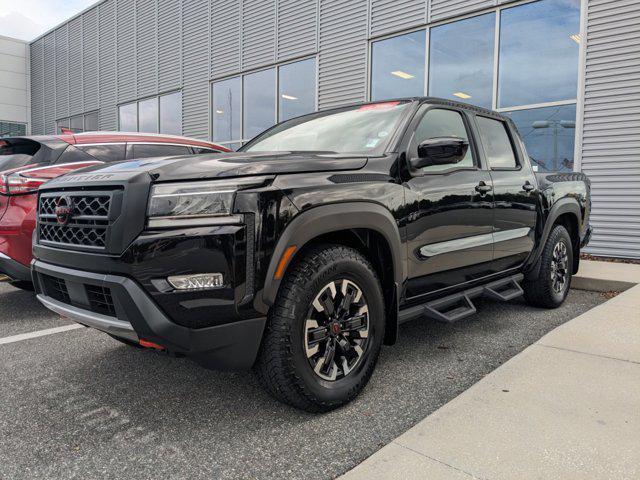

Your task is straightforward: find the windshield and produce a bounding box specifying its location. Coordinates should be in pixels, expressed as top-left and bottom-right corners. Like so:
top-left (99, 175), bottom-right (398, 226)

top-left (242, 101), bottom-right (411, 155)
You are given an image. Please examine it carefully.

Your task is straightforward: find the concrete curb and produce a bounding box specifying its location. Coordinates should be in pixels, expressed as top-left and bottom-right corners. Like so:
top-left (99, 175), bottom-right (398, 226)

top-left (572, 259), bottom-right (639, 292)
top-left (340, 261), bottom-right (640, 480)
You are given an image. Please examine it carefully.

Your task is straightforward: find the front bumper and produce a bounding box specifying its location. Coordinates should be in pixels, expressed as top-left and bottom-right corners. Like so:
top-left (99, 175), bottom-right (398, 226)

top-left (0, 252), bottom-right (31, 282)
top-left (32, 260), bottom-right (266, 370)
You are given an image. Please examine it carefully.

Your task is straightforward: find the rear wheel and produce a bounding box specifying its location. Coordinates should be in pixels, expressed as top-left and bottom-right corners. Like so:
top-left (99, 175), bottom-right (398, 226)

top-left (255, 245), bottom-right (385, 412)
top-left (524, 224), bottom-right (573, 308)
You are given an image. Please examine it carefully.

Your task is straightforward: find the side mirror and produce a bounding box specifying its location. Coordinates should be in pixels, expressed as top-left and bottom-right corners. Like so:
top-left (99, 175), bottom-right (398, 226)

top-left (410, 136), bottom-right (469, 170)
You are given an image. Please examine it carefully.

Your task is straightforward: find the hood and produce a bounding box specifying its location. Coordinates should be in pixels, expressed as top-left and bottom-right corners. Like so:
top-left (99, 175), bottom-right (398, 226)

top-left (67, 151), bottom-right (368, 182)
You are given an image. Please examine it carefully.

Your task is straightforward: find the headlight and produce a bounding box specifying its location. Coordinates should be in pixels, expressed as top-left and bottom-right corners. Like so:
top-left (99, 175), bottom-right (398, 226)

top-left (147, 177), bottom-right (265, 228)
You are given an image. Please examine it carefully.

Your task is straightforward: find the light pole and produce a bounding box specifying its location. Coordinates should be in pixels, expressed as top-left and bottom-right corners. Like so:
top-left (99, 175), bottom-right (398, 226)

top-left (532, 119), bottom-right (576, 171)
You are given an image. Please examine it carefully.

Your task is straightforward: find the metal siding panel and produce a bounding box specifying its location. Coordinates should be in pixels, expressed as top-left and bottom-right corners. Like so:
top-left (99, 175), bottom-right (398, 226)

top-left (68, 17), bottom-right (83, 116)
top-left (136, 0), bottom-right (158, 97)
top-left (55, 26), bottom-right (69, 120)
top-left (318, 0), bottom-right (368, 110)
top-left (83, 8), bottom-right (99, 112)
top-left (30, 40), bottom-right (44, 134)
top-left (117, 0), bottom-right (137, 103)
top-left (277, 0), bottom-right (317, 61)
top-left (43, 33), bottom-right (56, 134)
top-left (211, 0), bottom-right (241, 78)
top-left (182, 0), bottom-right (209, 138)
top-left (430, 0), bottom-right (493, 22)
top-left (99, 0), bottom-right (118, 130)
top-left (158, 0), bottom-right (181, 92)
top-left (580, 0), bottom-right (640, 259)
top-left (242, 0), bottom-right (276, 69)
top-left (370, 0), bottom-right (425, 37)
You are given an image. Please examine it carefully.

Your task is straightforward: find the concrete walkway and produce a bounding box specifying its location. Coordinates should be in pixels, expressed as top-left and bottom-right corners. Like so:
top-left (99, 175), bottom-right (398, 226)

top-left (340, 260), bottom-right (640, 480)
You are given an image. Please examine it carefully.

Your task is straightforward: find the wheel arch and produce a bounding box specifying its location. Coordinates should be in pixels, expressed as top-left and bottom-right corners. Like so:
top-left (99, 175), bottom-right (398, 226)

top-left (526, 198), bottom-right (582, 279)
top-left (256, 202), bottom-right (405, 345)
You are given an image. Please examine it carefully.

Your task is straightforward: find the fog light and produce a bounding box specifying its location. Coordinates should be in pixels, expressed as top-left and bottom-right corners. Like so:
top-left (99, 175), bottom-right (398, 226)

top-left (167, 273), bottom-right (224, 290)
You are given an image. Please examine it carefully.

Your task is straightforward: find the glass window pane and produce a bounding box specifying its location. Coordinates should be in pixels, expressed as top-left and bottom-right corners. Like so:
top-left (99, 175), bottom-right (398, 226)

top-left (70, 115), bottom-right (84, 133)
top-left (498, 0), bottom-right (581, 108)
top-left (477, 116), bottom-right (517, 168)
top-left (412, 109), bottom-right (474, 172)
top-left (504, 104), bottom-right (576, 172)
top-left (131, 144), bottom-right (191, 159)
top-left (212, 77), bottom-right (241, 142)
top-left (371, 31), bottom-right (426, 101)
top-left (429, 13), bottom-right (495, 109)
top-left (160, 92), bottom-right (182, 135)
top-left (138, 98), bottom-right (159, 133)
top-left (243, 68), bottom-right (276, 139)
top-left (84, 112), bottom-right (99, 132)
top-left (56, 118), bottom-right (69, 134)
top-left (279, 59), bottom-right (317, 122)
top-left (119, 103), bottom-right (137, 132)
top-left (78, 144), bottom-right (126, 162)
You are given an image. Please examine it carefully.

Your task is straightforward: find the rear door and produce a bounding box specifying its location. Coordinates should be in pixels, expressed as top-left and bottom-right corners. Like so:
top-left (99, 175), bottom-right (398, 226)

top-left (473, 115), bottom-right (538, 272)
top-left (404, 105), bottom-right (495, 298)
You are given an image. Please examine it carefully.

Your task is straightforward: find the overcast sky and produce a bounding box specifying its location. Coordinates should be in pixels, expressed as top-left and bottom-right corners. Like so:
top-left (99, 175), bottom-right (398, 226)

top-left (0, 0), bottom-right (97, 41)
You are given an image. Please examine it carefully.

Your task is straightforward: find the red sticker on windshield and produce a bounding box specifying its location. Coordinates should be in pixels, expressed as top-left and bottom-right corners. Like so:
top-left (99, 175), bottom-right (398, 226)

top-left (358, 101), bottom-right (401, 111)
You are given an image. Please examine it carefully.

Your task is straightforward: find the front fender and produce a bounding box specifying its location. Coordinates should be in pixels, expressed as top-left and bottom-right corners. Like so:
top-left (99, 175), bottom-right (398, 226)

top-left (255, 202), bottom-right (405, 313)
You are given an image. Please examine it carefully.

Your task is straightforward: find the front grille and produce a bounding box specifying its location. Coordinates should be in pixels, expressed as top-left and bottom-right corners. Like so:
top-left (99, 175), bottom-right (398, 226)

top-left (85, 284), bottom-right (116, 317)
top-left (40, 274), bottom-right (71, 304)
top-left (38, 192), bottom-right (114, 250)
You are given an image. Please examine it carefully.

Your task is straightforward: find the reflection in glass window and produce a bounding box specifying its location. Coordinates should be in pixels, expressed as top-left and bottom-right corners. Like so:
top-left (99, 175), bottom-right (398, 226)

top-left (504, 104), bottom-right (576, 172)
top-left (138, 98), bottom-right (158, 133)
top-left (477, 116), bottom-right (517, 169)
top-left (499, 0), bottom-right (580, 108)
top-left (160, 92), bottom-right (182, 135)
top-left (84, 112), bottom-right (99, 132)
top-left (212, 77), bottom-right (242, 143)
top-left (429, 14), bottom-right (495, 109)
top-left (56, 118), bottom-right (70, 134)
top-left (279, 59), bottom-right (316, 122)
top-left (70, 115), bottom-right (83, 133)
top-left (244, 68), bottom-right (276, 139)
top-left (371, 31), bottom-right (426, 101)
top-left (413, 109), bottom-right (474, 171)
top-left (119, 103), bottom-right (137, 132)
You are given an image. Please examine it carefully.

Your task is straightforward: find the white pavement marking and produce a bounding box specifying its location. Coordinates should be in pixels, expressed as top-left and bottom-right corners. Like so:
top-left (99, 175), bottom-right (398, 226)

top-left (0, 324), bottom-right (84, 345)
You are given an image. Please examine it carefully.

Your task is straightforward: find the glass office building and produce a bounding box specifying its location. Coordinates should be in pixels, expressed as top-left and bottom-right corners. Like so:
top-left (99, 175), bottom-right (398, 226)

top-left (26, 0), bottom-right (640, 258)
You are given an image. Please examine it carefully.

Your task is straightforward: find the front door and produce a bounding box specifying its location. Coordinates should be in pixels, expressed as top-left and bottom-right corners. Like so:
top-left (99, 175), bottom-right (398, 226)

top-left (404, 106), bottom-right (495, 299)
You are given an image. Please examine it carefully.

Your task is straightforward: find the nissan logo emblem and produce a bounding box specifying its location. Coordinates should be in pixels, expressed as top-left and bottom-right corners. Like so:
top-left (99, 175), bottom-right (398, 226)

top-left (55, 196), bottom-right (74, 225)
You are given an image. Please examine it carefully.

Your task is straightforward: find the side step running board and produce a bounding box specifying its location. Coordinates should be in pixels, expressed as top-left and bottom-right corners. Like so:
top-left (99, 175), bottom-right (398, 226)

top-left (399, 274), bottom-right (524, 325)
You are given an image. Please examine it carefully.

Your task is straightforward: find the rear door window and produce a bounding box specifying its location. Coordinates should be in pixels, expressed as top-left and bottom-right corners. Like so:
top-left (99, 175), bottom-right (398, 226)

top-left (476, 116), bottom-right (518, 169)
top-left (76, 144), bottom-right (127, 163)
top-left (130, 144), bottom-right (191, 159)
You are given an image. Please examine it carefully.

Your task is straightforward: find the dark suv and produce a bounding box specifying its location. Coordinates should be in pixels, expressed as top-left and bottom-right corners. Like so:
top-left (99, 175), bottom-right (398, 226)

top-left (32, 98), bottom-right (592, 412)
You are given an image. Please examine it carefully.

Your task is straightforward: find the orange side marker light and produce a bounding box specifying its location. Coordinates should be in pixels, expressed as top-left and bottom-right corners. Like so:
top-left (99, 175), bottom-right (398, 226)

top-left (274, 245), bottom-right (297, 280)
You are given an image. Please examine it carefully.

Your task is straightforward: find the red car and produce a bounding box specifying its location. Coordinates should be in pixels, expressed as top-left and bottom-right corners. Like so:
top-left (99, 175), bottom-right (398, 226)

top-left (0, 132), bottom-right (230, 288)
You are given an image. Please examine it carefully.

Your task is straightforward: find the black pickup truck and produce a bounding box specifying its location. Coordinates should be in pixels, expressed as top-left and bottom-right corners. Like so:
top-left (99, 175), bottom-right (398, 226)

top-left (32, 98), bottom-right (592, 412)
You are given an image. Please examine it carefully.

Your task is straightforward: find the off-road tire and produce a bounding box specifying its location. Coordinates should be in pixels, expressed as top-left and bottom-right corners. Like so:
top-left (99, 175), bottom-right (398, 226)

top-left (254, 244), bottom-right (385, 412)
top-left (524, 225), bottom-right (573, 308)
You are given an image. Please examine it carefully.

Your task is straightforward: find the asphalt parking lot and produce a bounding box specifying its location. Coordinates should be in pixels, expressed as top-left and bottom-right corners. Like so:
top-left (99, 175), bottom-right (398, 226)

top-left (0, 282), bottom-right (604, 480)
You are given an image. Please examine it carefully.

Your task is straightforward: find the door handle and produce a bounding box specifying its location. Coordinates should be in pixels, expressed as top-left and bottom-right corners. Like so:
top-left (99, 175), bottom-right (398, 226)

top-left (522, 181), bottom-right (535, 192)
top-left (475, 181), bottom-right (492, 194)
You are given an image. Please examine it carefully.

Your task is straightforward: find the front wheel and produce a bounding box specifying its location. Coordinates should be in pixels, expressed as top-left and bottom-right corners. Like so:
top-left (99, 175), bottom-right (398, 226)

top-left (524, 224), bottom-right (573, 308)
top-left (255, 245), bottom-right (385, 412)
